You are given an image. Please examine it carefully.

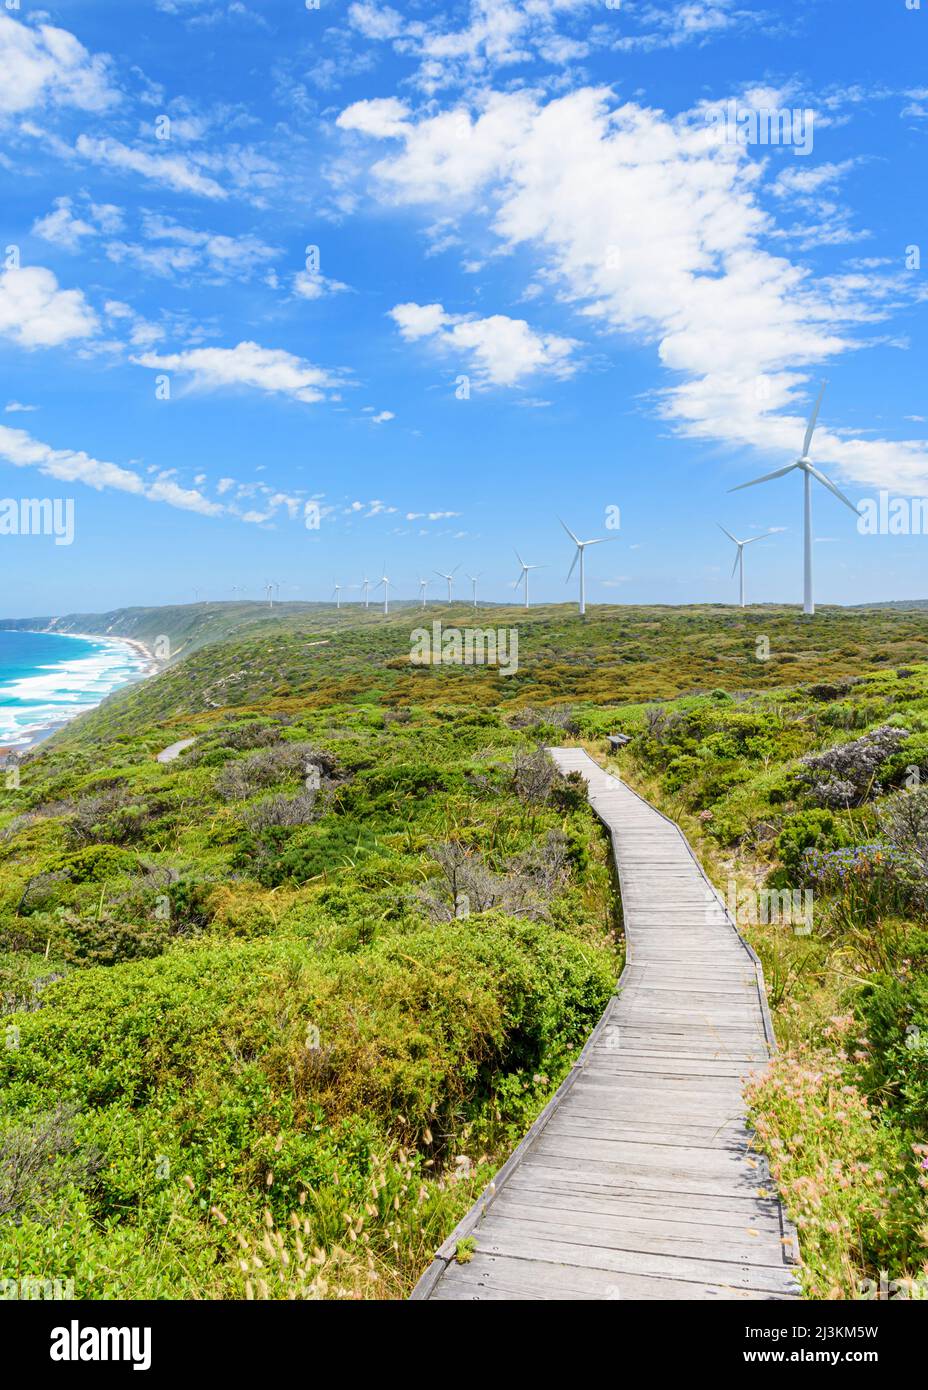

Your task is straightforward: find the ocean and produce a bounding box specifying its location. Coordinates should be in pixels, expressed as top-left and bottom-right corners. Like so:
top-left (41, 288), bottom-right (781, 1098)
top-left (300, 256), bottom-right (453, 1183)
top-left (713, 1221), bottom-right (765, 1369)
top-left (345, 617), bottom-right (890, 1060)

top-left (0, 631), bottom-right (150, 750)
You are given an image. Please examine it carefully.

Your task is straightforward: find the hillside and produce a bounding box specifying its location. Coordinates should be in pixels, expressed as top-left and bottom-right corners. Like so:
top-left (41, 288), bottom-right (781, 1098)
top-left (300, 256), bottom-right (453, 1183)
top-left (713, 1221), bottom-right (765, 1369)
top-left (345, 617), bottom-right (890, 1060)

top-left (1, 604), bottom-right (927, 1299)
top-left (18, 600), bottom-right (928, 754)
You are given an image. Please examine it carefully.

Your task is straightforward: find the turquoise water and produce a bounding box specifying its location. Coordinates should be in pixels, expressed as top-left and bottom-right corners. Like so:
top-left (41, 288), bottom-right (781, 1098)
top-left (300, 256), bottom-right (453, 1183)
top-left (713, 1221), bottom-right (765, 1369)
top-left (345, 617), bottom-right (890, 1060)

top-left (0, 630), bottom-right (148, 748)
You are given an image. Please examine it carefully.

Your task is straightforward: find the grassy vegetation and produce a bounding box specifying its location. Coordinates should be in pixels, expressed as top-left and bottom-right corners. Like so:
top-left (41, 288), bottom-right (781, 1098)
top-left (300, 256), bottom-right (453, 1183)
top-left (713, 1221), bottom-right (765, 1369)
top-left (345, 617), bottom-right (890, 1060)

top-left (2, 601), bottom-right (928, 1298)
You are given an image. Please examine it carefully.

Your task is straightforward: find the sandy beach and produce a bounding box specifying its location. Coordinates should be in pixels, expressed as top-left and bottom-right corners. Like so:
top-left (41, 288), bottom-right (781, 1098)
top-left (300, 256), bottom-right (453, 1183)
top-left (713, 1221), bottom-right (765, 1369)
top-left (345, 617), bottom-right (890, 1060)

top-left (0, 631), bottom-right (158, 755)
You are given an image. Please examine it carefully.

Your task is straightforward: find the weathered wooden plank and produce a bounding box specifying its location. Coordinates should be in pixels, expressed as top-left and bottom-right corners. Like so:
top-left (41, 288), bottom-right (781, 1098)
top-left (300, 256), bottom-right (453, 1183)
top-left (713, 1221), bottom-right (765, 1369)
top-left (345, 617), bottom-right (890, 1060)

top-left (531, 1135), bottom-right (770, 1180)
top-left (431, 1253), bottom-right (783, 1301)
top-left (470, 1229), bottom-right (800, 1295)
top-left (501, 1180), bottom-right (785, 1230)
top-left (483, 1205), bottom-right (790, 1261)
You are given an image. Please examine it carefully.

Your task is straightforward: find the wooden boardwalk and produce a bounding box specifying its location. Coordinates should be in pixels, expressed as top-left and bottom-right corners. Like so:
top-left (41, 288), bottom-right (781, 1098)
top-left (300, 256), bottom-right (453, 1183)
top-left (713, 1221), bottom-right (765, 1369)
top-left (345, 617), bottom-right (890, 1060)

top-left (411, 749), bottom-right (800, 1301)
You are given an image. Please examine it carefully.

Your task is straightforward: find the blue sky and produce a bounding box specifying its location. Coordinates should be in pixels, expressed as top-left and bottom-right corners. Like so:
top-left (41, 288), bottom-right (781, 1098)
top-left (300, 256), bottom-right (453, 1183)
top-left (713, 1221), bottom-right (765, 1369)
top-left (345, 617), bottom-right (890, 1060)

top-left (0, 0), bottom-right (926, 616)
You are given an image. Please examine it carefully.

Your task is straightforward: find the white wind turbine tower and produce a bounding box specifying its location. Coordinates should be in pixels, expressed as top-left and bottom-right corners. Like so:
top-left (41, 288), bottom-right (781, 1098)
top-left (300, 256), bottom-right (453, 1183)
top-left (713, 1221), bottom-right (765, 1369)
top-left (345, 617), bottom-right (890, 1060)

top-left (417, 576), bottom-right (430, 609)
top-left (374, 564), bottom-right (391, 615)
top-left (331, 581), bottom-right (343, 610)
top-left (729, 381), bottom-right (856, 616)
top-left (465, 572), bottom-right (482, 610)
top-left (559, 519), bottom-right (608, 617)
top-left (512, 551), bottom-right (545, 609)
top-left (360, 576), bottom-right (371, 609)
top-left (717, 525), bottom-right (766, 608)
top-left (434, 564), bottom-right (460, 603)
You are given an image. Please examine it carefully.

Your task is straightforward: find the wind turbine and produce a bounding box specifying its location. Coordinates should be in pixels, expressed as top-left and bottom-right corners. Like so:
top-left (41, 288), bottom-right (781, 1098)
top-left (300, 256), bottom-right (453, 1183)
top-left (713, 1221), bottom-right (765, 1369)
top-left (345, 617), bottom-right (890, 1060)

top-left (434, 565), bottom-right (460, 603)
top-left (375, 564), bottom-right (391, 615)
top-left (717, 525), bottom-right (767, 608)
top-left (360, 576), bottom-right (371, 609)
top-left (729, 381), bottom-right (856, 616)
top-left (465, 572), bottom-right (482, 610)
top-left (331, 581), bottom-right (343, 610)
top-left (512, 551), bottom-right (545, 609)
top-left (417, 576), bottom-right (430, 609)
top-left (559, 519), bottom-right (608, 617)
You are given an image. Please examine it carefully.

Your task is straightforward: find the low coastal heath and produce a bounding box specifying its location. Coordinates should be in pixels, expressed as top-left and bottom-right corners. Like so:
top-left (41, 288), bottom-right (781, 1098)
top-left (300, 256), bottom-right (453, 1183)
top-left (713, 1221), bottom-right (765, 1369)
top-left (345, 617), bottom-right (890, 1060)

top-left (0, 498), bottom-right (74, 546)
top-left (410, 620), bottom-right (519, 676)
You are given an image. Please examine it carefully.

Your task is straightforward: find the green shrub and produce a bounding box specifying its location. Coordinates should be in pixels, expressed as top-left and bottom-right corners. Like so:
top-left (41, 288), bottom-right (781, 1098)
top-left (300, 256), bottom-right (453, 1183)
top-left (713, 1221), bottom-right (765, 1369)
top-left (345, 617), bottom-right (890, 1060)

top-left (46, 845), bottom-right (141, 884)
top-left (776, 809), bottom-right (850, 876)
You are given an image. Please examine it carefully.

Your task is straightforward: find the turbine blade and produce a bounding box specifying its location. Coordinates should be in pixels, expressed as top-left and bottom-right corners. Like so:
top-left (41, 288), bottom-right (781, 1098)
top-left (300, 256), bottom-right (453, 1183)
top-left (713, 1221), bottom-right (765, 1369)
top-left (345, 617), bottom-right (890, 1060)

top-left (583, 537), bottom-right (607, 547)
top-left (717, 523), bottom-right (738, 544)
top-left (729, 463), bottom-right (798, 492)
top-left (802, 380), bottom-right (827, 459)
top-left (559, 517), bottom-right (581, 546)
top-left (740, 535), bottom-right (763, 546)
top-left (566, 547), bottom-right (579, 583)
top-left (730, 552), bottom-right (740, 579)
top-left (808, 466), bottom-right (857, 514)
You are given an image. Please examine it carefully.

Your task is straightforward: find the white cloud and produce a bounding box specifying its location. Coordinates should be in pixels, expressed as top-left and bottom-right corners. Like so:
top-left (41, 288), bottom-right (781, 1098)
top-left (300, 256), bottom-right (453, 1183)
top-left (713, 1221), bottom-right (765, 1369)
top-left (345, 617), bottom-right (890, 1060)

top-left (343, 0), bottom-right (748, 94)
top-left (348, 2), bottom-right (405, 40)
top-left (0, 422), bottom-right (237, 518)
top-left (0, 265), bottom-right (98, 348)
top-left (770, 159), bottom-right (860, 199)
top-left (105, 213), bottom-right (278, 281)
top-left (32, 196), bottom-right (98, 249)
top-left (371, 410), bottom-right (394, 423)
top-left (89, 201), bottom-right (125, 234)
top-left (390, 301), bottom-right (577, 385)
top-left (131, 340), bottom-right (344, 404)
top-left (344, 0), bottom-right (592, 93)
top-left (75, 134), bottom-right (228, 198)
top-left (337, 97), bottom-right (412, 140)
top-left (4, 401), bottom-right (38, 413)
top-left (145, 477), bottom-right (223, 514)
top-left (0, 420), bottom-right (312, 525)
top-left (354, 88), bottom-right (928, 492)
top-left (769, 159), bottom-right (869, 250)
top-left (390, 302), bottom-right (448, 340)
top-left (101, 299), bottom-right (165, 351)
top-left (0, 14), bottom-right (118, 115)
top-left (293, 270), bottom-right (350, 300)
top-left (0, 423), bottom-right (145, 495)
